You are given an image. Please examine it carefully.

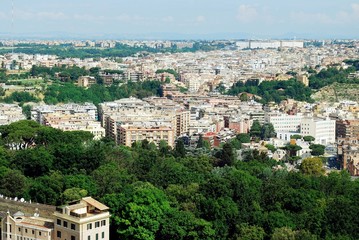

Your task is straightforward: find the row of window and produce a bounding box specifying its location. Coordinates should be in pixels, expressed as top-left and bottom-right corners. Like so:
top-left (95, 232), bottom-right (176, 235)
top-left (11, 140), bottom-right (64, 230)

top-left (87, 232), bottom-right (105, 240)
top-left (57, 231), bottom-right (75, 240)
top-left (87, 220), bottom-right (106, 230)
top-left (57, 219), bottom-right (76, 230)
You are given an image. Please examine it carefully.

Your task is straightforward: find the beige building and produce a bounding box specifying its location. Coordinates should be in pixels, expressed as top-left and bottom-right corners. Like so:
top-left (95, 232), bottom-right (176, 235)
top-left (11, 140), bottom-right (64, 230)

top-left (1, 197), bottom-right (110, 240)
top-left (0, 104), bottom-right (26, 125)
top-left (42, 112), bottom-right (105, 140)
top-left (54, 197), bottom-right (110, 240)
top-left (297, 74), bottom-right (309, 87)
top-left (118, 122), bottom-right (175, 148)
top-left (99, 98), bottom-right (190, 146)
top-left (78, 76), bottom-right (96, 88)
top-left (1, 211), bottom-right (54, 240)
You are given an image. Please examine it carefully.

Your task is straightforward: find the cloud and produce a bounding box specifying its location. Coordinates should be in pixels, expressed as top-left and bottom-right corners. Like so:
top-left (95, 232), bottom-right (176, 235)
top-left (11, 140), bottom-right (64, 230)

top-left (290, 12), bottom-right (334, 24)
top-left (236, 5), bottom-right (258, 22)
top-left (162, 16), bottom-right (174, 23)
top-left (291, 3), bottom-right (359, 26)
top-left (73, 14), bottom-right (107, 22)
top-left (37, 12), bottom-right (68, 20)
top-left (115, 14), bottom-right (145, 23)
top-left (196, 15), bottom-right (206, 23)
top-left (0, 12), bottom-right (7, 19)
top-left (352, 3), bottom-right (359, 15)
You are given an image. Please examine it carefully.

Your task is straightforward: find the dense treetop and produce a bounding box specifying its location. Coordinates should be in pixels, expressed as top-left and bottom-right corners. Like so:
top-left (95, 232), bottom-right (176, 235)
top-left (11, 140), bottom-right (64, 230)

top-left (0, 120), bottom-right (358, 239)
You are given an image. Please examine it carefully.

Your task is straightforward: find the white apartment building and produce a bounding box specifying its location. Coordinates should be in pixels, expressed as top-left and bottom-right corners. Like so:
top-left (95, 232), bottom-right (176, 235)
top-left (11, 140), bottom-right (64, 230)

top-left (267, 113), bottom-right (303, 133)
top-left (42, 113), bottom-right (105, 140)
top-left (300, 117), bottom-right (336, 145)
top-left (32, 103), bottom-right (98, 123)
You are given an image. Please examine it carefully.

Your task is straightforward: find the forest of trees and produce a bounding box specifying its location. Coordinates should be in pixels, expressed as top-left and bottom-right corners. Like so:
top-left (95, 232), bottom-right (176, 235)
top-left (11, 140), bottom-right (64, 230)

top-left (227, 79), bottom-right (314, 103)
top-left (0, 120), bottom-right (358, 239)
top-left (0, 42), bottom-right (224, 59)
top-left (43, 80), bottom-right (163, 105)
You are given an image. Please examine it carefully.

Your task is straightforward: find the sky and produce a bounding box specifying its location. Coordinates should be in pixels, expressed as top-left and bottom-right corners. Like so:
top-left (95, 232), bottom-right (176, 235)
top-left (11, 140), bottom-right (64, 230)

top-left (0, 0), bottom-right (359, 39)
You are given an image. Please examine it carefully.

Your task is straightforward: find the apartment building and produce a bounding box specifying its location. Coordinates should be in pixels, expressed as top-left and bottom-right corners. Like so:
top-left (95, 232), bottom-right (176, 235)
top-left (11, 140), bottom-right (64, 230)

top-left (32, 103), bottom-right (98, 123)
top-left (54, 197), bottom-right (110, 240)
top-left (99, 98), bottom-right (189, 144)
top-left (336, 119), bottom-right (359, 139)
top-left (266, 113), bottom-right (303, 133)
top-left (301, 117), bottom-right (336, 145)
top-left (337, 137), bottom-right (359, 175)
top-left (42, 112), bottom-right (105, 140)
top-left (32, 103), bottom-right (103, 140)
top-left (0, 104), bottom-right (26, 125)
top-left (117, 121), bottom-right (175, 148)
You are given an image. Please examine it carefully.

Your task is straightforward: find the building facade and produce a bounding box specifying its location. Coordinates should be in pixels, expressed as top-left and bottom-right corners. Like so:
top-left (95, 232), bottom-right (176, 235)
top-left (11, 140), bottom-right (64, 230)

top-left (54, 197), bottom-right (110, 240)
top-left (1, 197), bottom-right (110, 240)
top-left (300, 117), bottom-right (336, 145)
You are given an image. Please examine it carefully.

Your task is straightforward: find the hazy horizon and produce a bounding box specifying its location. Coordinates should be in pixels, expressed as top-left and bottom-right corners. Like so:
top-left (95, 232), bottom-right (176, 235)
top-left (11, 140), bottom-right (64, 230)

top-left (1, 0), bottom-right (359, 40)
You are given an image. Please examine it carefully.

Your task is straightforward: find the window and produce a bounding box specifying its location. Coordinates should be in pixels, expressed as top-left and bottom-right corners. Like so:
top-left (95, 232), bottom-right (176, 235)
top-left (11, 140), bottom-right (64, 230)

top-left (71, 224), bottom-right (76, 230)
top-left (32, 230), bottom-right (35, 234)
top-left (88, 236), bottom-right (90, 240)
top-left (87, 223), bottom-right (92, 230)
top-left (96, 234), bottom-right (99, 240)
top-left (57, 219), bottom-right (61, 225)
top-left (95, 222), bottom-right (100, 228)
top-left (25, 229), bottom-right (28, 233)
top-left (102, 232), bottom-right (104, 239)
top-left (63, 221), bottom-right (68, 228)
top-left (101, 220), bottom-right (106, 226)
top-left (57, 231), bottom-right (61, 238)
top-left (39, 232), bottom-right (41, 236)
top-left (71, 236), bottom-right (75, 240)
top-left (18, 227), bottom-right (21, 232)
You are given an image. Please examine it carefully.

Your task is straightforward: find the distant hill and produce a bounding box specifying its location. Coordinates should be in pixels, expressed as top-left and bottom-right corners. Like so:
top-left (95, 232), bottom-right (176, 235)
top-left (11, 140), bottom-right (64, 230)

top-left (312, 82), bottom-right (359, 102)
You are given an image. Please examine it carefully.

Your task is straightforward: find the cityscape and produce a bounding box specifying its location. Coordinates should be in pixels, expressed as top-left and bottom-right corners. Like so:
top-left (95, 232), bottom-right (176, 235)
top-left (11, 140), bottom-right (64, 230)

top-left (0, 1), bottom-right (359, 240)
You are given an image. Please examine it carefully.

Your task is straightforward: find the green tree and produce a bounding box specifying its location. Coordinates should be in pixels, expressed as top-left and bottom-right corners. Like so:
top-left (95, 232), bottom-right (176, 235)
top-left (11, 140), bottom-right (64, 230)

top-left (309, 144), bottom-right (325, 156)
top-left (92, 163), bottom-right (135, 196)
top-left (290, 134), bottom-right (302, 140)
top-left (240, 93), bottom-right (249, 101)
top-left (236, 133), bottom-right (251, 143)
top-left (236, 223), bottom-right (265, 240)
top-left (300, 157), bottom-right (324, 176)
top-left (250, 120), bottom-right (262, 138)
top-left (197, 134), bottom-right (204, 148)
top-left (215, 143), bottom-right (235, 167)
top-left (174, 139), bottom-right (186, 158)
top-left (62, 187), bottom-right (88, 202)
top-left (0, 169), bottom-right (27, 197)
top-left (261, 123), bottom-right (276, 140)
top-left (103, 182), bottom-right (172, 240)
top-left (11, 147), bottom-right (54, 177)
top-left (303, 136), bottom-right (315, 143)
top-left (271, 227), bottom-right (296, 240)
top-left (0, 120), bottom-right (42, 150)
